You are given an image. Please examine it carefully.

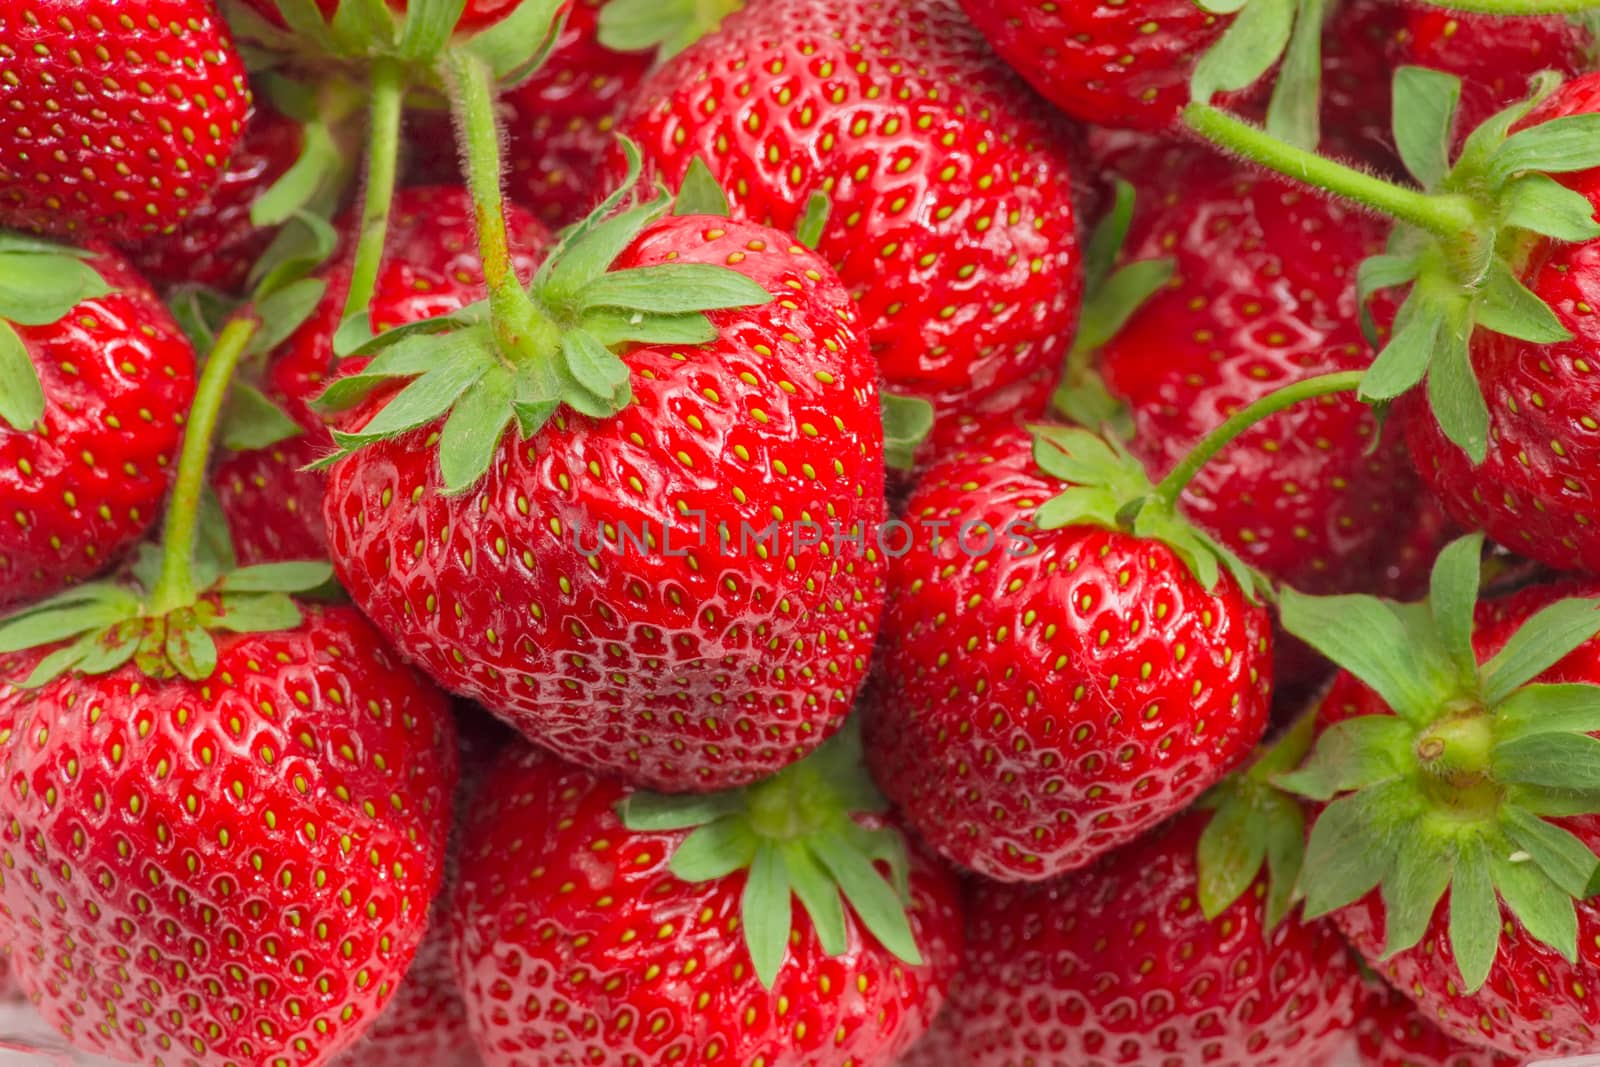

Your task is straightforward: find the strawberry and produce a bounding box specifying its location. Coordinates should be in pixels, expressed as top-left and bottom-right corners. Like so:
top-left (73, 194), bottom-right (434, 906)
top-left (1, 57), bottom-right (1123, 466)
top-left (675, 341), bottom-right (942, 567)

top-left (451, 729), bottom-right (964, 1067)
top-left (214, 185), bottom-right (551, 565)
top-left (0, 0), bottom-right (251, 244)
top-left (0, 602), bottom-right (460, 1066)
top-left (0, 241), bottom-right (196, 613)
top-left (865, 422), bottom-right (1272, 881)
top-left (616, 0), bottom-right (1081, 453)
top-left (1275, 535), bottom-right (1600, 1057)
top-left (1358, 987), bottom-right (1516, 1067)
top-left (931, 776), bottom-right (1364, 1066)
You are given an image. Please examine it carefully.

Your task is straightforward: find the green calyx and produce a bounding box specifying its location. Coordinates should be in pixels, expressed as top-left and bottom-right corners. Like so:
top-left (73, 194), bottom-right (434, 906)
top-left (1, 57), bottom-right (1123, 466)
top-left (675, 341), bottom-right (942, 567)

top-left (598, 0), bottom-right (745, 60)
top-left (881, 394), bottom-right (934, 471)
top-left (1277, 531), bottom-right (1600, 993)
top-left (0, 235), bottom-right (114, 433)
top-left (619, 724), bottom-right (925, 989)
top-left (1190, 0), bottom-right (1330, 149)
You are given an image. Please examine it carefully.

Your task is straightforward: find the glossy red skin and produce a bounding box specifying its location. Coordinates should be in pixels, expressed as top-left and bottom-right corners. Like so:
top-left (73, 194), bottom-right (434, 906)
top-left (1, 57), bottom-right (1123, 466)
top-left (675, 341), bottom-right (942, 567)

top-left (939, 810), bottom-right (1363, 1066)
top-left (0, 605), bottom-right (460, 1066)
top-left (452, 745), bottom-right (965, 1067)
top-left (124, 107), bottom-right (305, 294)
top-left (324, 218), bottom-right (886, 793)
top-left (214, 186), bottom-right (551, 566)
top-left (617, 0), bottom-right (1081, 454)
top-left (1311, 0), bottom-right (1407, 167)
top-left (1406, 75), bottom-right (1600, 577)
top-left (239, 0), bottom-right (521, 33)
top-left (1357, 988), bottom-right (1515, 1067)
top-left (865, 424), bottom-right (1272, 881)
top-left (0, 1), bottom-right (251, 243)
top-left (0, 248), bottom-right (196, 612)
top-left (1322, 580), bottom-right (1600, 1057)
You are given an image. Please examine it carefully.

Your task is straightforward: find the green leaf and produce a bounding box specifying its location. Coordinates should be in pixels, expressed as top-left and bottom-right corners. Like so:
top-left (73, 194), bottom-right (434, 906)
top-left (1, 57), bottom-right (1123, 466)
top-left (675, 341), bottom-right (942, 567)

top-left (1082, 180), bottom-right (1136, 294)
top-left (214, 592), bottom-right (304, 633)
top-left (1381, 835), bottom-right (1454, 957)
top-left (330, 349), bottom-right (493, 447)
top-left (1454, 71), bottom-right (1557, 179)
top-left (578, 264), bottom-right (772, 315)
top-left (219, 561), bottom-right (336, 594)
top-left (598, 0), bottom-right (736, 57)
top-left (1502, 806), bottom-right (1600, 899)
top-left (223, 385), bottom-right (305, 452)
top-left (795, 192), bottom-right (831, 251)
top-left (1491, 848), bottom-right (1577, 961)
top-left (1429, 532), bottom-right (1484, 681)
top-left (1425, 301), bottom-right (1489, 464)
top-left (620, 791), bottom-right (746, 831)
top-left (166, 622), bottom-right (218, 681)
top-left (673, 157), bottom-right (731, 218)
top-left (742, 845), bottom-right (794, 989)
top-left (544, 196), bottom-right (673, 303)
top-left (1488, 114), bottom-right (1600, 185)
top-left (250, 209), bottom-right (339, 300)
top-left (1393, 66), bottom-right (1462, 190)
top-left (1359, 297), bottom-right (1442, 401)
top-left (1070, 258), bottom-right (1175, 357)
top-left (0, 321), bottom-right (43, 432)
top-left (1503, 173), bottom-right (1600, 243)
top-left (196, 488), bottom-right (238, 577)
top-left (1481, 598), bottom-right (1600, 705)
top-left (1299, 786), bottom-right (1401, 917)
top-left (580, 310), bottom-right (717, 348)
top-left (1495, 684), bottom-right (1600, 742)
top-left (669, 819), bottom-right (760, 881)
top-left (398, 0), bottom-right (468, 58)
top-left (1052, 370), bottom-right (1134, 441)
top-left (1033, 486), bottom-right (1122, 532)
top-left (1196, 792), bottom-right (1268, 919)
top-left (251, 120), bottom-right (341, 228)
top-left (166, 285), bottom-right (238, 354)
top-left (1261, 793), bottom-right (1306, 930)
top-left (1495, 731), bottom-right (1600, 792)
top-left (812, 828), bottom-right (923, 967)
top-left (560, 330), bottom-right (632, 399)
top-left (329, 0), bottom-right (397, 49)
top-left (1190, 0), bottom-right (1295, 105)
top-left (249, 278), bottom-right (328, 357)
top-left (1475, 261), bottom-right (1571, 344)
top-left (782, 841), bottom-right (848, 956)
top-left (332, 312), bottom-right (373, 358)
top-left (1262, 0), bottom-right (1324, 150)
top-left (465, 0), bottom-right (568, 81)
top-left (0, 252), bottom-right (112, 326)
top-left (438, 367), bottom-right (516, 494)
top-left (881, 393), bottom-right (934, 472)
top-left (1274, 715), bottom-right (1413, 801)
top-left (1448, 838), bottom-right (1501, 992)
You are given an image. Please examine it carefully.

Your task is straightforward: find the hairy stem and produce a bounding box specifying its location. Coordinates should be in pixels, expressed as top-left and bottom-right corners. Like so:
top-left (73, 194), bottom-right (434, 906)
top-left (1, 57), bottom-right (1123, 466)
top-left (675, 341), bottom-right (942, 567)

top-left (341, 56), bottom-right (406, 327)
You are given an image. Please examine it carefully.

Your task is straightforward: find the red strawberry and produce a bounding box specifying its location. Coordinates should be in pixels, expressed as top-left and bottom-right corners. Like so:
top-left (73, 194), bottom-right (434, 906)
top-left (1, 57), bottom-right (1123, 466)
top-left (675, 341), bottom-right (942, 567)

top-left (123, 106), bottom-right (306, 294)
top-left (865, 422), bottom-right (1272, 881)
top-left (935, 803), bottom-right (1363, 1065)
top-left (1276, 536), bottom-right (1600, 1058)
top-left (0, 244), bottom-right (196, 612)
top-left (452, 734), bottom-right (965, 1067)
top-left (1358, 988), bottom-right (1516, 1067)
top-left (0, 603), bottom-right (460, 1066)
top-left (214, 185), bottom-right (551, 565)
top-left (238, 0), bottom-right (523, 34)
top-left (617, 0), bottom-right (1081, 453)
top-left (1319, 0), bottom-right (1409, 167)
top-left (322, 214), bottom-right (887, 793)
top-left (0, 0), bottom-right (251, 243)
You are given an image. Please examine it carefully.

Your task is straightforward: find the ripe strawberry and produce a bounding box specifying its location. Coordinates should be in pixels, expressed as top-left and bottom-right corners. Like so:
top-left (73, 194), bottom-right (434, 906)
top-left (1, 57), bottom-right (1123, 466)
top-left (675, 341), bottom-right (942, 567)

top-left (322, 213), bottom-right (887, 793)
top-left (934, 800), bottom-right (1363, 1065)
top-left (0, 603), bottom-right (460, 1067)
top-left (0, 0), bottom-right (251, 243)
top-left (865, 422), bottom-right (1272, 881)
top-left (238, 0), bottom-right (523, 35)
top-left (0, 243), bottom-right (196, 612)
top-left (214, 185), bottom-right (550, 565)
top-left (452, 733), bottom-right (964, 1067)
top-left (123, 106), bottom-right (306, 294)
top-left (1277, 536), bottom-right (1600, 1058)
top-left (1358, 988), bottom-right (1516, 1067)
top-left (617, 0), bottom-right (1081, 452)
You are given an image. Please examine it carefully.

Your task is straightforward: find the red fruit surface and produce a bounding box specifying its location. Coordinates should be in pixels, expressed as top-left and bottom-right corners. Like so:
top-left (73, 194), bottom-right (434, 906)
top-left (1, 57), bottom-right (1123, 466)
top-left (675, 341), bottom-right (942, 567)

top-left (0, 247), bottom-right (196, 612)
top-left (0, 605), bottom-right (460, 1066)
top-left (213, 186), bottom-right (550, 565)
top-left (1357, 987), bottom-right (1516, 1067)
top-left (1323, 579), bottom-right (1600, 1057)
top-left (452, 745), bottom-right (965, 1067)
top-left (938, 809), bottom-right (1364, 1065)
top-left (238, 0), bottom-right (522, 34)
top-left (1405, 75), bottom-right (1600, 577)
top-left (324, 218), bottom-right (886, 793)
top-left (124, 106), bottom-right (305, 294)
top-left (0, 0), bottom-right (251, 243)
top-left (618, 0), bottom-right (1081, 453)
top-left (866, 424), bottom-right (1272, 881)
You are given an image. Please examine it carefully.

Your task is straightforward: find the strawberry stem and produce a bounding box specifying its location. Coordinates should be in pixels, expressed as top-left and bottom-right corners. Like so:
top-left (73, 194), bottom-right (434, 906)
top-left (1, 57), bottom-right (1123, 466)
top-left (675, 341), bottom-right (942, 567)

top-left (150, 316), bottom-right (259, 614)
top-left (340, 56), bottom-right (406, 328)
top-left (1152, 369), bottom-right (1365, 507)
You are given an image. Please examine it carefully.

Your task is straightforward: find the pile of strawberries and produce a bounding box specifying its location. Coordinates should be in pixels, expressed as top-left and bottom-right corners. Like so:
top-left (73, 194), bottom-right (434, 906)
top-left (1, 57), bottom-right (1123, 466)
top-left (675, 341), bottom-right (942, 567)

top-left (8, 0), bottom-right (1600, 1065)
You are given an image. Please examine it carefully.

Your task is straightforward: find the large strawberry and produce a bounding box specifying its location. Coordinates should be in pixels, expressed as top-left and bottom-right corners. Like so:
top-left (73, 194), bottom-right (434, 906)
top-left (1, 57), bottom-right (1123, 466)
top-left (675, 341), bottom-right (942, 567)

top-left (452, 729), bottom-right (964, 1067)
top-left (0, 0), bottom-right (251, 243)
top-left (1358, 987), bottom-right (1516, 1067)
top-left (0, 241), bottom-right (196, 612)
top-left (1276, 534), bottom-right (1600, 1057)
top-left (214, 185), bottom-right (551, 565)
top-left (866, 422), bottom-right (1273, 881)
top-left (616, 0), bottom-right (1081, 452)
top-left (933, 748), bottom-right (1365, 1066)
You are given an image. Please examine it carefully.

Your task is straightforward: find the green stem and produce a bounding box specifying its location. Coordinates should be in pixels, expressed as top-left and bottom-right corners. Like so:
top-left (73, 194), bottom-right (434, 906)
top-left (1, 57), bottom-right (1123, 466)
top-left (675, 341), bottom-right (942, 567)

top-left (1413, 0), bottom-right (1600, 11)
top-left (1182, 104), bottom-right (1481, 243)
top-left (340, 56), bottom-right (405, 327)
top-left (1153, 370), bottom-right (1365, 507)
top-left (150, 317), bottom-right (259, 614)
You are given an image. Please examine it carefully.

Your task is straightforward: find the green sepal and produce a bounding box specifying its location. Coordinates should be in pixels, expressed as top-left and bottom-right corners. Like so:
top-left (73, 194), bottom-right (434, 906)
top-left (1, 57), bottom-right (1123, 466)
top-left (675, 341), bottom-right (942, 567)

top-left (597, 0), bottom-right (744, 59)
top-left (743, 846), bottom-right (794, 988)
top-left (167, 285), bottom-right (240, 355)
top-left (1297, 780), bottom-right (1410, 919)
top-left (249, 278), bottom-right (329, 356)
top-left (1494, 732), bottom-right (1600, 792)
top-left (1449, 838), bottom-right (1500, 992)
top-left (673, 157), bottom-right (732, 218)
top-left (313, 330), bottom-right (467, 412)
top-left (329, 0), bottom-right (399, 54)
top-left (438, 365), bottom-right (517, 494)
top-left (324, 341), bottom-right (494, 452)
top-left (1262, 0), bottom-right (1324, 149)
top-left (1477, 260), bottom-right (1571, 344)
top-left (465, 0), bottom-right (570, 85)
top-left (0, 246), bottom-right (112, 326)
top-left (1393, 66), bottom-right (1462, 191)
top-left (1070, 258), bottom-right (1174, 360)
top-left (1380, 834), bottom-right (1453, 957)
top-left (580, 309), bottom-right (716, 347)
top-left (1503, 173), bottom-right (1600, 243)
top-left (250, 209), bottom-right (340, 302)
top-left (576, 263), bottom-right (772, 316)
top-left (881, 393), bottom-right (934, 472)
top-left (1273, 715), bottom-right (1412, 800)
top-left (222, 384), bottom-right (305, 452)
top-left (795, 192), bottom-right (831, 251)
top-left (397, 0), bottom-right (469, 59)
top-left (250, 117), bottom-right (345, 229)
top-left (1052, 369), bottom-right (1134, 442)
top-left (0, 321), bottom-right (43, 433)
top-left (1486, 113), bottom-right (1600, 186)
top-left (1189, 0), bottom-right (1295, 107)
top-left (543, 197), bottom-right (674, 304)
top-left (1480, 598), bottom-right (1600, 704)
top-left (1429, 531), bottom-right (1484, 682)
top-left (1496, 684), bottom-right (1600, 742)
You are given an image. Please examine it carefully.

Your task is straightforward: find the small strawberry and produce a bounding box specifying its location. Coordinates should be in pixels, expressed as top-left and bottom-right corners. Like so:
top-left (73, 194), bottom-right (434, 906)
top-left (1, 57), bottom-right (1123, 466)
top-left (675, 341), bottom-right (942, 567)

top-left (616, 0), bottom-right (1081, 452)
top-left (866, 422), bottom-right (1273, 881)
top-left (932, 741), bottom-right (1365, 1066)
top-left (1358, 987), bottom-right (1516, 1067)
top-left (452, 728), bottom-right (964, 1067)
top-left (0, 240), bottom-right (196, 612)
top-left (1276, 534), bottom-right (1600, 1057)
top-left (0, 0), bottom-right (251, 243)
